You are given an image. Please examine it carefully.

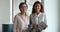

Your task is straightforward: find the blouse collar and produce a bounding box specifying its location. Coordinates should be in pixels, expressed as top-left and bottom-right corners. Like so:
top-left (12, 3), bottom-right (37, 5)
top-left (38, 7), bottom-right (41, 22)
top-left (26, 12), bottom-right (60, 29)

top-left (34, 13), bottom-right (41, 17)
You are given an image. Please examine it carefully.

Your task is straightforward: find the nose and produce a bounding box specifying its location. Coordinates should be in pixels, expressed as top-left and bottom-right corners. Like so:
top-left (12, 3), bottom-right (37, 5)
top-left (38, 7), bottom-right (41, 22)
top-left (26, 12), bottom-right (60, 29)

top-left (36, 6), bottom-right (39, 9)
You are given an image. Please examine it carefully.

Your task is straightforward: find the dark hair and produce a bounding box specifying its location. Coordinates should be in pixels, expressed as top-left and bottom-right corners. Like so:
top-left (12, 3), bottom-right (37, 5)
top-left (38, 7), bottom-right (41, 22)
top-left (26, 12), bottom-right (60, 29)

top-left (19, 2), bottom-right (28, 9)
top-left (32, 1), bottom-right (44, 13)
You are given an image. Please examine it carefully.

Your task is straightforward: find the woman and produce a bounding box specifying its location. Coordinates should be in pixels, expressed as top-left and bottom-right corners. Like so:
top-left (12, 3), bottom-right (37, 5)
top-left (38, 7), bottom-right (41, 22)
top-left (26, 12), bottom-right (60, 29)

top-left (30, 1), bottom-right (48, 32)
top-left (13, 2), bottom-right (29, 32)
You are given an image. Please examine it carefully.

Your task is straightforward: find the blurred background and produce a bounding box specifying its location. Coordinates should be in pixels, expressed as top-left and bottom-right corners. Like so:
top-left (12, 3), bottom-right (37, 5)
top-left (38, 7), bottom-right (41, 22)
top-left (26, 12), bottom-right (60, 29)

top-left (0, 0), bottom-right (60, 32)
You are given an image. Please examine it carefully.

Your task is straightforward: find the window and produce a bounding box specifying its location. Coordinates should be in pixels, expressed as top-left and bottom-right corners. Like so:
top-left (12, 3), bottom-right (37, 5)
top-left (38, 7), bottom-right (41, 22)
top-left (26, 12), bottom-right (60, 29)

top-left (11, 0), bottom-right (44, 23)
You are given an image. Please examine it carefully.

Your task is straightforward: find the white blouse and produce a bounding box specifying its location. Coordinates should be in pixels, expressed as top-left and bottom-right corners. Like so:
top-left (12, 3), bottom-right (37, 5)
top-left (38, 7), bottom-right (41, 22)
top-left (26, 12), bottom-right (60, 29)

top-left (13, 13), bottom-right (29, 32)
top-left (30, 13), bottom-right (47, 32)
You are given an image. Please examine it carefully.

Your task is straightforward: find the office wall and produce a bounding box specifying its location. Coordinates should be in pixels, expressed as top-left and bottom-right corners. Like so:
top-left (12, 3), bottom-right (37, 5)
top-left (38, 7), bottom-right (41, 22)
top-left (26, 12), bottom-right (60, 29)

top-left (58, 0), bottom-right (60, 32)
top-left (13, 0), bottom-right (24, 17)
top-left (44, 0), bottom-right (59, 32)
top-left (0, 0), bottom-right (10, 32)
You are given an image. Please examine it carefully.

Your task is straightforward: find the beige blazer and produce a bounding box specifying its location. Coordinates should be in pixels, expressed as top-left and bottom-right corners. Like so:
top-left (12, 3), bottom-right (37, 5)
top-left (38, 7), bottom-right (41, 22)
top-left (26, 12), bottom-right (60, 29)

top-left (13, 13), bottom-right (29, 32)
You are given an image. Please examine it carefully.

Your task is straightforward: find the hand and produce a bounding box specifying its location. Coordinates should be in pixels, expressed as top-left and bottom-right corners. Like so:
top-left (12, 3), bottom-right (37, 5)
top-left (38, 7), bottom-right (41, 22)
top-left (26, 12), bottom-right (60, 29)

top-left (43, 25), bottom-right (48, 30)
top-left (33, 24), bottom-right (39, 29)
top-left (28, 28), bottom-right (32, 30)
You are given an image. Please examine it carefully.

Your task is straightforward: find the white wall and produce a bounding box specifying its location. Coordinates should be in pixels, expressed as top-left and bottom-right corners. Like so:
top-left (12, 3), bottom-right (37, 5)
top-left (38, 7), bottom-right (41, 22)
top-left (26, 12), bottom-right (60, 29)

top-left (0, 0), bottom-right (10, 32)
top-left (44, 0), bottom-right (59, 32)
top-left (13, 0), bottom-right (25, 17)
top-left (58, 0), bottom-right (60, 32)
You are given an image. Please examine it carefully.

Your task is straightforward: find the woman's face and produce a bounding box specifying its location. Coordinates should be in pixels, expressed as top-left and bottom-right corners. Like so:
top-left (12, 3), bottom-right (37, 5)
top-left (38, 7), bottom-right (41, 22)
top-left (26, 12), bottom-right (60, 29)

top-left (34, 4), bottom-right (41, 13)
top-left (20, 4), bottom-right (27, 13)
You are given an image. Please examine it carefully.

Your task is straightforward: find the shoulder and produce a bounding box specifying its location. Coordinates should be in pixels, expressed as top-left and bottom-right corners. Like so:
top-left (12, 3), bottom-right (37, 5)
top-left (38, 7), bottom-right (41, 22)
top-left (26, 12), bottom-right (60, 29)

top-left (14, 13), bottom-right (20, 19)
top-left (30, 13), bottom-right (35, 17)
top-left (26, 15), bottom-right (30, 19)
top-left (41, 13), bottom-right (46, 16)
top-left (29, 13), bottom-right (35, 19)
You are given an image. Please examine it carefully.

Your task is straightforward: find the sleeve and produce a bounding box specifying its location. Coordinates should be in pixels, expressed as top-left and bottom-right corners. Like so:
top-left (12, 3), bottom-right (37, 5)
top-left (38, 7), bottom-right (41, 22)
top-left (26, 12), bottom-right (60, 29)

top-left (44, 14), bottom-right (47, 24)
top-left (43, 14), bottom-right (47, 24)
top-left (28, 15), bottom-right (33, 29)
top-left (28, 15), bottom-right (32, 28)
top-left (39, 13), bottom-right (48, 30)
top-left (30, 15), bottom-right (32, 24)
top-left (13, 15), bottom-right (22, 32)
top-left (13, 16), bottom-right (18, 32)
top-left (42, 14), bottom-right (48, 30)
top-left (18, 20), bottom-right (22, 32)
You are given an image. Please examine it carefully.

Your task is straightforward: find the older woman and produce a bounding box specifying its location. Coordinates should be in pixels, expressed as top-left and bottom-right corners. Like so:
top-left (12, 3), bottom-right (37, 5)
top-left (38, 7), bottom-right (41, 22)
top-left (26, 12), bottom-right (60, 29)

top-left (13, 2), bottom-right (29, 32)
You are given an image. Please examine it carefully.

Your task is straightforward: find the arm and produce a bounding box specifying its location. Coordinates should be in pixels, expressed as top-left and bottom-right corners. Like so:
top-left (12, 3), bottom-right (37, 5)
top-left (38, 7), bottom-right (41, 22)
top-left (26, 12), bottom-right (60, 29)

top-left (18, 20), bottom-right (22, 32)
top-left (43, 14), bottom-right (48, 30)
top-left (14, 16), bottom-right (22, 32)
top-left (28, 15), bottom-right (33, 30)
top-left (13, 16), bottom-right (18, 32)
top-left (29, 15), bottom-right (39, 29)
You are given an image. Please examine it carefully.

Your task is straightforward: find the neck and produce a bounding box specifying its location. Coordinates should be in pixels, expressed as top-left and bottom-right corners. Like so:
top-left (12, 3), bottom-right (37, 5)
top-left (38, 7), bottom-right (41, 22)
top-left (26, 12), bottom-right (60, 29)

top-left (36, 12), bottom-right (40, 15)
top-left (21, 12), bottom-right (26, 16)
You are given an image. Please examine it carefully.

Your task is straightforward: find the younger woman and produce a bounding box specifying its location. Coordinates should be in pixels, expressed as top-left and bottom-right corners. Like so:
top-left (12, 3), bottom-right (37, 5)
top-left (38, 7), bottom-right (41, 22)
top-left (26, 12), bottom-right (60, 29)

top-left (30, 1), bottom-right (48, 32)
